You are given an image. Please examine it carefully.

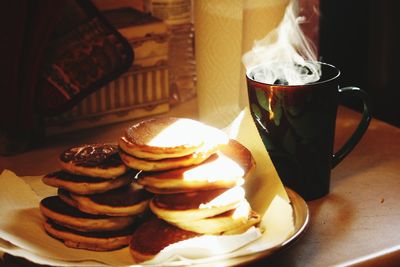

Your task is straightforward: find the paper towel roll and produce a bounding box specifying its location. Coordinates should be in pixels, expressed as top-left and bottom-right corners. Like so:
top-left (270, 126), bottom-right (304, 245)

top-left (194, 0), bottom-right (243, 128)
top-left (195, 0), bottom-right (289, 128)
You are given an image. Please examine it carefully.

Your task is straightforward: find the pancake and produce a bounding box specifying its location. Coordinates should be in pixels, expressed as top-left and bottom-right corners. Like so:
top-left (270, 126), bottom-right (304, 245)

top-left (43, 220), bottom-right (133, 251)
top-left (138, 139), bottom-right (255, 193)
top-left (171, 200), bottom-right (260, 234)
top-left (40, 196), bottom-right (135, 232)
top-left (222, 211), bottom-right (261, 235)
top-left (42, 170), bottom-right (135, 195)
top-left (129, 217), bottom-right (200, 262)
top-left (59, 144), bottom-right (127, 179)
top-left (149, 186), bottom-right (245, 222)
top-left (119, 143), bottom-right (219, 172)
top-left (58, 183), bottom-right (153, 216)
top-left (119, 117), bottom-right (228, 160)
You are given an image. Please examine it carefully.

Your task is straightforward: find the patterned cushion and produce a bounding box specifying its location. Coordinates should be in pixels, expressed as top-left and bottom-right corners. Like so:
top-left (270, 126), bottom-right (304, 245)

top-left (39, 0), bottom-right (134, 115)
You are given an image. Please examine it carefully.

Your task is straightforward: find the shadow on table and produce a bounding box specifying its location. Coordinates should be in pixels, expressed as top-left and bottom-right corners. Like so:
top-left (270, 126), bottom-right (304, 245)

top-left (242, 193), bottom-right (355, 267)
top-left (333, 114), bottom-right (400, 183)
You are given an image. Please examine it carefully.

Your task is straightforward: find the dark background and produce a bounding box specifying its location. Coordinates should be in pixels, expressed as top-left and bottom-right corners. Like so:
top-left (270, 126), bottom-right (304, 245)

top-left (319, 0), bottom-right (400, 127)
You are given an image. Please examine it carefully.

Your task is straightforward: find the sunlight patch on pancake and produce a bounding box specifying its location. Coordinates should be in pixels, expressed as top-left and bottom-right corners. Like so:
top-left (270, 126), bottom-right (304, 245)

top-left (182, 153), bottom-right (245, 182)
top-left (199, 186), bottom-right (244, 209)
top-left (231, 200), bottom-right (251, 220)
top-left (171, 200), bottom-right (254, 234)
top-left (147, 119), bottom-right (228, 148)
top-left (147, 120), bottom-right (203, 147)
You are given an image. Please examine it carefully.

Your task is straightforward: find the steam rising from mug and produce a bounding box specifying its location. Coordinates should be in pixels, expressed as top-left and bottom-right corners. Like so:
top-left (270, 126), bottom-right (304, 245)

top-left (242, 0), bottom-right (321, 85)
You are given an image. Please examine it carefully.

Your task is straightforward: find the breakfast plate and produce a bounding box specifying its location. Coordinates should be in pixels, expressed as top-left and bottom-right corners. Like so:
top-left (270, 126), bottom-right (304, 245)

top-left (0, 170), bottom-right (309, 267)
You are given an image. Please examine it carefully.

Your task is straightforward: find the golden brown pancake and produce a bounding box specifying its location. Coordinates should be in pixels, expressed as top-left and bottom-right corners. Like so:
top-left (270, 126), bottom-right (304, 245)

top-left (119, 117), bottom-right (228, 160)
top-left (138, 139), bottom-right (255, 193)
top-left (42, 170), bottom-right (135, 195)
top-left (171, 200), bottom-right (260, 234)
top-left (59, 144), bottom-right (127, 179)
top-left (43, 220), bottom-right (134, 251)
top-left (129, 217), bottom-right (200, 262)
top-left (119, 144), bottom-right (219, 172)
top-left (58, 183), bottom-right (153, 216)
top-left (40, 196), bottom-right (135, 232)
top-left (149, 186), bottom-right (245, 222)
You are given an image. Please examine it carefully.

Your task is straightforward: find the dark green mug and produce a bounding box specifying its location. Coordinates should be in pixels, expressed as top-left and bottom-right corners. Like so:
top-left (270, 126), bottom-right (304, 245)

top-left (246, 62), bottom-right (372, 200)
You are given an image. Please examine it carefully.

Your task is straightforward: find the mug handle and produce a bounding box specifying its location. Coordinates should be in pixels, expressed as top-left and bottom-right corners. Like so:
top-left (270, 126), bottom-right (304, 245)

top-left (332, 86), bottom-right (372, 168)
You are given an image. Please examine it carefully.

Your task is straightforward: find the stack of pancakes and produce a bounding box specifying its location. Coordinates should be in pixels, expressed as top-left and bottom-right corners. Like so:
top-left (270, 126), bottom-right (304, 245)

top-left (40, 144), bottom-right (152, 251)
top-left (37, 117), bottom-right (261, 261)
top-left (118, 117), bottom-right (261, 262)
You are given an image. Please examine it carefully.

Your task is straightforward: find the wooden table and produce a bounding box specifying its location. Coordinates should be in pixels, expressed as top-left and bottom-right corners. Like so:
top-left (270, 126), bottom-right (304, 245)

top-left (1, 98), bottom-right (399, 266)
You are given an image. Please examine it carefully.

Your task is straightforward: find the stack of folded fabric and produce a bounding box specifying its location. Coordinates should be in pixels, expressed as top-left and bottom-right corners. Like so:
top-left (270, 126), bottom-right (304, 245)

top-left (40, 144), bottom-right (152, 251)
top-left (118, 117), bottom-right (261, 262)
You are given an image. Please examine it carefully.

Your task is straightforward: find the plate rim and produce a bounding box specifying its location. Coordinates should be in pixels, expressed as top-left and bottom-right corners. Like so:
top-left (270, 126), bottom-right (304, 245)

top-left (192, 186), bottom-right (310, 267)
